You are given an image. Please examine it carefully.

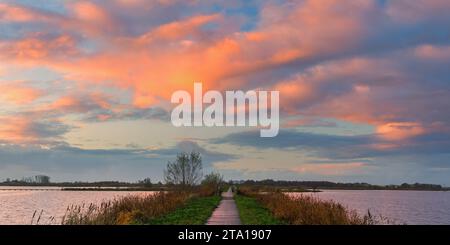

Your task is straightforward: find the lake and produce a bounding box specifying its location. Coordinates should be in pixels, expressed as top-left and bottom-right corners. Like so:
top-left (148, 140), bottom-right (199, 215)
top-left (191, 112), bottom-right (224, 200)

top-left (289, 190), bottom-right (450, 225)
top-left (1, 188), bottom-right (449, 225)
top-left (0, 187), bottom-right (156, 225)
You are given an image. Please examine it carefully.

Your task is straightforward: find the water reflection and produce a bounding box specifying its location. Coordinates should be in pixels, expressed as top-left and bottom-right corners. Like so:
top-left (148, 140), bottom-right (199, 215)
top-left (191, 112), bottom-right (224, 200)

top-left (0, 187), bottom-right (156, 225)
top-left (289, 190), bottom-right (450, 225)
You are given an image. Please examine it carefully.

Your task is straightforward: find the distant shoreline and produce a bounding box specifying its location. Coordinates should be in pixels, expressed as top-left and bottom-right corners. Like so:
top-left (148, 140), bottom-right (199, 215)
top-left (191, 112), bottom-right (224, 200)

top-left (2, 187), bottom-right (447, 192)
top-left (1, 180), bottom-right (448, 192)
top-left (61, 187), bottom-right (167, 191)
top-left (0, 186), bottom-right (167, 192)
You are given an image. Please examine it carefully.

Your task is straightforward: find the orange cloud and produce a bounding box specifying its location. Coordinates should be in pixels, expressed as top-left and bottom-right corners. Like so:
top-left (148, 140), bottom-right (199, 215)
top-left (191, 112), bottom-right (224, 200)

top-left (274, 78), bottom-right (315, 113)
top-left (376, 122), bottom-right (426, 141)
top-left (144, 14), bottom-right (222, 41)
top-left (0, 116), bottom-right (36, 143)
top-left (0, 35), bottom-right (77, 63)
top-left (45, 93), bottom-right (112, 113)
top-left (71, 1), bottom-right (109, 23)
top-left (1, 0), bottom-right (446, 140)
top-left (0, 2), bottom-right (118, 38)
top-left (0, 3), bottom-right (50, 22)
top-left (0, 114), bottom-right (69, 144)
top-left (1, 0), bottom-right (375, 109)
top-left (0, 83), bottom-right (42, 105)
top-left (0, 118), bottom-right (26, 143)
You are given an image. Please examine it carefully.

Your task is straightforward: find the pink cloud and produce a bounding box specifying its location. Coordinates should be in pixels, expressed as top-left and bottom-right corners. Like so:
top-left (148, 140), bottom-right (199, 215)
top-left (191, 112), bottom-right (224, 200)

top-left (415, 44), bottom-right (450, 61)
top-left (0, 0), bottom-right (377, 109)
top-left (43, 93), bottom-right (112, 114)
top-left (0, 35), bottom-right (78, 63)
top-left (376, 122), bottom-right (426, 141)
top-left (0, 116), bottom-right (65, 143)
top-left (0, 0), bottom-right (449, 145)
top-left (0, 3), bottom-right (52, 22)
top-left (0, 83), bottom-right (42, 105)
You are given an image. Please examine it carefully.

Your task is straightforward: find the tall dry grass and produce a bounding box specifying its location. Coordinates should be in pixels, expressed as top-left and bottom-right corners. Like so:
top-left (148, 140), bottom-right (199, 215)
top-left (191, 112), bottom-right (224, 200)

top-left (62, 191), bottom-right (190, 225)
top-left (238, 187), bottom-right (388, 225)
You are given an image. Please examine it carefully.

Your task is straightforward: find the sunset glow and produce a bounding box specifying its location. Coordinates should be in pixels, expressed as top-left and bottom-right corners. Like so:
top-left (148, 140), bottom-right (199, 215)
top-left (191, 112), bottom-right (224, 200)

top-left (1, 0), bottom-right (450, 185)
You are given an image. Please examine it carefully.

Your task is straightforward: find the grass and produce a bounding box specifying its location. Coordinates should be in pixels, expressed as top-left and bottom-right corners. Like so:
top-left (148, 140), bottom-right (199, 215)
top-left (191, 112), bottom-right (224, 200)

top-left (235, 195), bottom-right (284, 225)
top-left (148, 196), bottom-right (221, 224)
top-left (238, 187), bottom-right (388, 225)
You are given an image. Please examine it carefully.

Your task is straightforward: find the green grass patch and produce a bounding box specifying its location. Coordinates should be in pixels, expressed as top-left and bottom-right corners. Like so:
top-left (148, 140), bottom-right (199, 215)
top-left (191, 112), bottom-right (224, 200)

top-left (147, 196), bottom-right (221, 225)
top-left (235, 195), bottom-right (284, 225)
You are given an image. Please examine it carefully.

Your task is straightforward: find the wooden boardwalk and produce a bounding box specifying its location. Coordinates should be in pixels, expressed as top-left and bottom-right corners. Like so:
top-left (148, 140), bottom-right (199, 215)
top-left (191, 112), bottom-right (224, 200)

top-left (206, 188), bottom-right (241, 225)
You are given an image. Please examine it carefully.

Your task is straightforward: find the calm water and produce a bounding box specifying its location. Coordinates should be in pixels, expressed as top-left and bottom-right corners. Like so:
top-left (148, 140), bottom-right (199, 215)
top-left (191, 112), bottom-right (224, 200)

top-left (290, 190), bottom-right (450, 225)
top-left (1, 188), bottom-right (449, 225)
top-left (0, 187), bottom-right (156, 225)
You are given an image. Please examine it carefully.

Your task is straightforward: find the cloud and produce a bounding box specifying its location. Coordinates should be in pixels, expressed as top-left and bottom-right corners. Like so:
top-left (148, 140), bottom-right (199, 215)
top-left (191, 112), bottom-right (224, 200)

top-left (0, 139), bottom-right (235, 181)
top-left (210, 130), bottom-right (373, 150)
top-left (0, 0), bottom-right (383, 108)
top-left (71, 1), bottom-right (110, 24)
top-left (46, 93), bottom-right (111, 113)
top-left (1, 0), bottom-right (449, 113)
top-left (211, 129), bottom-right (450, 162)
top-left (376, 122), bottom-right (426, 141)
top-left (0, 115), bottom-right (71, 143)
top-left (386, 0), bottom-right (450, 23)
top-left (0, 35), bottom-right (78, 62)
top-left (282, 117), bottom-right (337, 128)
top-left (414, 44), bottom-right (450, 61)
top-left (0, 2), bottom-right (54, 22)
top-left (1, 0), bottom-right (450, 183)
top-left (0, 82), bottom-right (42, 105)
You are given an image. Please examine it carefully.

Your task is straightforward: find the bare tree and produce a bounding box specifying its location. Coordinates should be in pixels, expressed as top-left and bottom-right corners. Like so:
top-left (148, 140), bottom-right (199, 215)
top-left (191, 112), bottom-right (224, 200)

top-left (164, 152), bottom-right (203, 187)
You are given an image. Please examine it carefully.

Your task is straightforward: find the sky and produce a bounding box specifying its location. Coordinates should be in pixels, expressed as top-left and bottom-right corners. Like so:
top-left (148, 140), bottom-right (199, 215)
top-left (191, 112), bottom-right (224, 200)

top-left (1, 0), bottom-right (450, 185)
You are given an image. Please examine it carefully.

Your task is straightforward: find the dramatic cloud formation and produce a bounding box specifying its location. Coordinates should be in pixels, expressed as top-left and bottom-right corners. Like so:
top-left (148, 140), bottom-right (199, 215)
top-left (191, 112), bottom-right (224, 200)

top-left (0, 0), bottom-right (449, 184)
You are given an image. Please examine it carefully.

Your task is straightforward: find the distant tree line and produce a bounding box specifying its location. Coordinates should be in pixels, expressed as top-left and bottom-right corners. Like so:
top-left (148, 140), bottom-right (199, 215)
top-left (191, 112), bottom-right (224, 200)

top-left (2, 161), bottom-right (445, 191)
top-left (233, 179), bottom-right (447, 191)
top-left (3, 175), bottom-right (51, 184)
top-left (0, 176), bottom-right (164, 187)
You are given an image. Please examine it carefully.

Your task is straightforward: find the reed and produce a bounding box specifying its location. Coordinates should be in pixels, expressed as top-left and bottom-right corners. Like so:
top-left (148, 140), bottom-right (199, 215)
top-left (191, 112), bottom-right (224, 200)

top-left (62, 191), bottom-right (191, 225)
top-left (238, 187), bottom-right (389, 225)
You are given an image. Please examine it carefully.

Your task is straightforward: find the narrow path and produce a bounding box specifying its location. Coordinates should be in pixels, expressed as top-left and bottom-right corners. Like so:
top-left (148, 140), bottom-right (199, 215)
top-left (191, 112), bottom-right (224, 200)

top-left (206, 188), bottom-right (241, 225)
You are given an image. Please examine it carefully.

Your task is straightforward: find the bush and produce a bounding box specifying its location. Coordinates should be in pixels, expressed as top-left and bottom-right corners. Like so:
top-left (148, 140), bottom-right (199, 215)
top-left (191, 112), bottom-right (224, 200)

top-left (201, 172), bottom-right (224, 195)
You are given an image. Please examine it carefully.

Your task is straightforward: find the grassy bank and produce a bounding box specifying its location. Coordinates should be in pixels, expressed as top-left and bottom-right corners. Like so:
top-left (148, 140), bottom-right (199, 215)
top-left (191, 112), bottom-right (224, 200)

top-left (148, 196), bottom-right (220, 224)
top-left (62, 186), bottom-right (219, 225)
top-left (62, 191), bottom-right (190, 224)
top-left (235, 195), bottom-right (284, 225)
top-left (238, 187), bottom-right (384, 225)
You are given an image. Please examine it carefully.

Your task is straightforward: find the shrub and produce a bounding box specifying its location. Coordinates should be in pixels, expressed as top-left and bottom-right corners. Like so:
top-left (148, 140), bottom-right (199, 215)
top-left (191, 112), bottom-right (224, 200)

top-left (201, 172), bottom-right (224, 195)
